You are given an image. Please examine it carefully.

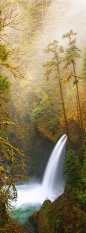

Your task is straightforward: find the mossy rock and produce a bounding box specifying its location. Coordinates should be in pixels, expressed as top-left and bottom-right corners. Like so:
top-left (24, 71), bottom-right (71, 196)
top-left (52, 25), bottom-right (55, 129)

top-left (33, 211), bottom-right (38, 226)
top-left (36, 209), bottom-right (52, 233)
top-left (32, 194), bottom-right (86, 233)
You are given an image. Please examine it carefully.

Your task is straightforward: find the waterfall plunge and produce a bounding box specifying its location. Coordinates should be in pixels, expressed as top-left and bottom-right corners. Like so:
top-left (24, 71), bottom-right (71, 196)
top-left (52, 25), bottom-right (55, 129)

top-left (42, 134), bottom-right (67, 198)
top-left (13, 134), bottom-right (67, 210)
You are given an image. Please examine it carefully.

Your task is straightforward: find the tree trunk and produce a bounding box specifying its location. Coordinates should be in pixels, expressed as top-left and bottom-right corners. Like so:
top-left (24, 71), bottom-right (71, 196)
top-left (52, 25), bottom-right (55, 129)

top-left (73, 62), bottom-right (85, 143)
top-left (58, 69), bottom-right (71, 149)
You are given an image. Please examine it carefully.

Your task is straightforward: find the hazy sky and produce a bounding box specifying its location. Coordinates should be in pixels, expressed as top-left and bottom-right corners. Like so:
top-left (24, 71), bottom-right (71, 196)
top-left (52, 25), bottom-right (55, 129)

top-left (30, 0), bottom-right (86, 78)
top-left (46, 0), bottom-right (86, 48)
top-left (10, 0), bottom-right (86, 95)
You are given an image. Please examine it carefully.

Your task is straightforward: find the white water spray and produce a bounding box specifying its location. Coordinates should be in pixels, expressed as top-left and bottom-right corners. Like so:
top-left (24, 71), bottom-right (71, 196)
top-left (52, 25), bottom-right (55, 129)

top-left (42, 134), bottom-right (67, 197)
top-left (13, 134), bottom-right (67, 210)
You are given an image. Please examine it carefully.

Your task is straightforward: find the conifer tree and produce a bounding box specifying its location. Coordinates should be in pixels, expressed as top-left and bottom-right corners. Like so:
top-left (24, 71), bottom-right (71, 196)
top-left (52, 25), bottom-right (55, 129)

top-left (28, 0), bottom-right (51, 38)
top-left (0, 2), bottom-right (27, 227)
top-left (82, 47), bottom-right (86, 79)
top-left (43, 40), bottom-right (71, 148)
top-left (62, 30), bottom-right (84, 142)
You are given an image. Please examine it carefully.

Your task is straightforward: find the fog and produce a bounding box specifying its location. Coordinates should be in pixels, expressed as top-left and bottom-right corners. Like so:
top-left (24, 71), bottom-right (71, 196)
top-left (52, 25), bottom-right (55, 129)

top-left (1, 0), bottom-right (86, 127)
top-left (21, 0), bottom-right (86, 79)
top-left (6, 0), bottom-right (85, 123)
top-left (1, 0), bottom-right (86, 179)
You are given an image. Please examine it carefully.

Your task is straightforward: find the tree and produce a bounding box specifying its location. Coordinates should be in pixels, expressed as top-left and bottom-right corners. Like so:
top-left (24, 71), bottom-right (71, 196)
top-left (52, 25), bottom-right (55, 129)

top-left (0, 72), bottom-right (27, 226)
top-left (62, 30), bottom-right (84, 143)
top-left (0, 0), bottom-right (25, 79)
top-left (64, 150), bottom-right (80, 193)
top-left (0, 2), bottom-right (27, 228)
top-left (27, 0), bottom-right (52, 37)
top-left (82, 47), bottom-right (86, 79)
top-left (43, 40), bottom-right (71, 148)
top-left (30, 91), bottom-right (63, 142)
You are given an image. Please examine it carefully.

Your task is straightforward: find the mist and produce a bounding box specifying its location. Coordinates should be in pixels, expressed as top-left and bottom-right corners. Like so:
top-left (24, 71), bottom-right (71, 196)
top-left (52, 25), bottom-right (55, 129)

top-left (9, 0), bottom-right (86, 108)
top-left (1, 0), bottom-right (86, 177)
top-left (11, 0), bottom-right (86, 82)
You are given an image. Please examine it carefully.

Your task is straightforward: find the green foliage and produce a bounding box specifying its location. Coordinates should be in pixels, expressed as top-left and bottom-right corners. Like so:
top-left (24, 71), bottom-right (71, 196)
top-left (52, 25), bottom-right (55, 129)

top-left (82, 47), bottom-right (86, 78)
top-left (0, 73), bottom-right (11, 91)
top-left (62, 29), bottom-right (81, 69)
top-left (35, 191), bottom-right (86, 233)
top-left (41, 200), bottom-right (51, 212)
top-left (62, 29), bottom-right (85, 143)
top-left (62, 29), bottom-right (77, 38)
top-left (28, 0), bottom-right (51, 39)
top-left (30, 91), bottom-right (62, 142)
top-left (0, 73), bottom-right (11, 129)
top-left (0, 187), bottom-right (9, 226)
top-left (0, 103), bottom-right (27, 226)
top-left (77, 139), bottom-right (86, 204)
top-left (64, 150), bottom-right (80, 193)
top-left (36, 144), bottom-right (86, 232)
top-left (43, 39), bottom-right (71, 148)
top-left (0, 44), bottom-right (9, 61)
top-left (77, 193), bottom-right (86, 204)
top-left (55, 219), bottom-right (60, 232)
top-left (43, 40), bottom-right (64, 70)
top-left (64, 140), bottom-right (86, 205)
top-left (0, 3), bottom-right (28, 228)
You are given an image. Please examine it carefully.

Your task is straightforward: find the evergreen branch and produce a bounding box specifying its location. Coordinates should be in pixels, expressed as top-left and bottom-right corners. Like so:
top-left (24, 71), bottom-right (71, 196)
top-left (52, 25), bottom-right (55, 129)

top-left (44, 91), bottom-right (60, 102)
top-left (13, 174), bottom-right (28, 182)
top-left (1, 121), bottom-right (23, 131)
top-left (61, 71), bottom-right (73, 85)
top-left (0, 62), bottom-right (25, 79)
top-left (54, 74), bottom-right (61, 78)
top-left (0, 137), bottom-right (24, 157)
top-left (72, 74), bottom-right (83, 79)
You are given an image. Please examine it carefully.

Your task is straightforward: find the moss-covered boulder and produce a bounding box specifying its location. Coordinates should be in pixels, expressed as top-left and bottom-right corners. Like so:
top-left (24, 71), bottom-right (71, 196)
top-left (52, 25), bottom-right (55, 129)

top-left (30, 148), bottom-right (86, 233)
top-left (31, 194), bottom-right (86, 233)
top-left (29, 200), bottom-right (52, 233)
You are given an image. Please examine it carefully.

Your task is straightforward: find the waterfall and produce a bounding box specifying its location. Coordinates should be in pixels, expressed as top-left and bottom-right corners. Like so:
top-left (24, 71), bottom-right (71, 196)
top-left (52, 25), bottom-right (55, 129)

top-left (12, 134), bottom-right (67, 223)
top-left (13, 134), bottom-right (67, 205)
top-left (42, 134), bottom-right (67, 199)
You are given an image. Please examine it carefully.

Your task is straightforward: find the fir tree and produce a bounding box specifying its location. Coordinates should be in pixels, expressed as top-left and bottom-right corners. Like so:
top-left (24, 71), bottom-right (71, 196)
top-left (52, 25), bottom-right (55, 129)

top-left (43, 40), bottom-right (71, 148)
top-left (62, 30), bottom-right (84, 143)
top-left (82, 47), bottom-right (86, 79)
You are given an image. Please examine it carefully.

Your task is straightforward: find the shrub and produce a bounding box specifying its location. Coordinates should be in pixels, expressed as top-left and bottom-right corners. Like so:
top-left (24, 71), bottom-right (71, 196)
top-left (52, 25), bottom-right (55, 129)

top-left (64, 150), bottom-right (80, 193)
